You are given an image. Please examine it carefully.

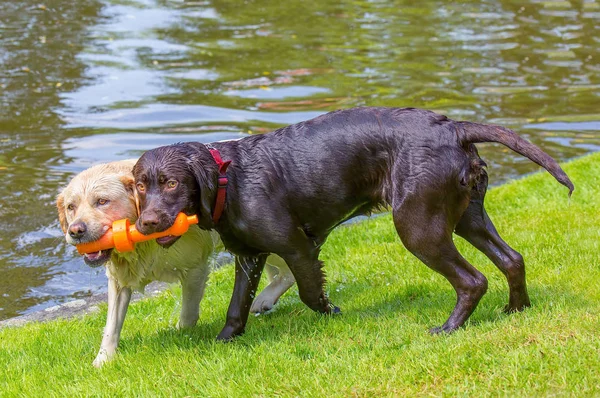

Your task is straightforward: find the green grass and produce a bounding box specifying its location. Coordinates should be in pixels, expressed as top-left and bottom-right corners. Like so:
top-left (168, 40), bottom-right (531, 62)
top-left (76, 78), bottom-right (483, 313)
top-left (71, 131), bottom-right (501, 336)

top-left (1, 153), bottom-right (599, 397)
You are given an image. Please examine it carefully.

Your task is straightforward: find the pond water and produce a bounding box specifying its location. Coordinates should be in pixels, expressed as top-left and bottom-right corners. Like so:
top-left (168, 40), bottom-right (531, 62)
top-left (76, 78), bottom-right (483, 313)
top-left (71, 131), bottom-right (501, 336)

top-left (0, 0), bottom-right (598, 320)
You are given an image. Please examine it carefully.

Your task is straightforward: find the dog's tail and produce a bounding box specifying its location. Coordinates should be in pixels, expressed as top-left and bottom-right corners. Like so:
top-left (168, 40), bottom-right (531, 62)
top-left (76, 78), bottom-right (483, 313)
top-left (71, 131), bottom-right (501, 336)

top-left (457, 121), bottom-right (574, 196)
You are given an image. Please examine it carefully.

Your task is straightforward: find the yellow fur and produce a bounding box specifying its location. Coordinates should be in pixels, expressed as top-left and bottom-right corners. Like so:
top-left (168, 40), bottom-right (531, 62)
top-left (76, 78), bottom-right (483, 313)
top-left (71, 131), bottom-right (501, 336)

top-left (57, 159), bottom-right (215, 367)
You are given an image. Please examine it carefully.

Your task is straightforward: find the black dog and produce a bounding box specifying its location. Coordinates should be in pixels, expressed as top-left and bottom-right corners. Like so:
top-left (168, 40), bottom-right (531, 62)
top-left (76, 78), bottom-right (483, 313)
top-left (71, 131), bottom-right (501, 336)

top-left (133, 107), bottom-right (574, 340)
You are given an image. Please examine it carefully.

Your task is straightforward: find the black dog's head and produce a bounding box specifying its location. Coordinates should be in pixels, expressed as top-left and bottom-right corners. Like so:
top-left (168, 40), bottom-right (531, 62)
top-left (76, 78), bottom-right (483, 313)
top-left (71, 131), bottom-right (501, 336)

top-left (132, 143), bottom-right (218, 246)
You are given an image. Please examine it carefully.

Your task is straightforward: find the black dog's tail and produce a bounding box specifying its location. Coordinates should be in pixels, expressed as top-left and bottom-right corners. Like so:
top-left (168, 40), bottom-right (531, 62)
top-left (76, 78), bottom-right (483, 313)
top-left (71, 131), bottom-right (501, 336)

top-left (457, 121), bottom-right (574, 196)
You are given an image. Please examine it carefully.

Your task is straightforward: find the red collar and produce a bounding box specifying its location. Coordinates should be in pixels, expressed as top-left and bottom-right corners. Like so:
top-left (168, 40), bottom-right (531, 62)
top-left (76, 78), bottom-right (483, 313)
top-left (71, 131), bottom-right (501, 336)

top-left (207, 146), bottom-right (231, 224)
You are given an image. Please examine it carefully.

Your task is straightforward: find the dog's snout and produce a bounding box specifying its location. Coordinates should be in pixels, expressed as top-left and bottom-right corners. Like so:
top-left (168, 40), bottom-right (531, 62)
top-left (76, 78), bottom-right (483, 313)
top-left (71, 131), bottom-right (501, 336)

top-left (138, 213), bottom-right (162, 234)
top-left (142, 214), bottom-right (159, 227)
top-left (68, 222), bottom-right (87, 239)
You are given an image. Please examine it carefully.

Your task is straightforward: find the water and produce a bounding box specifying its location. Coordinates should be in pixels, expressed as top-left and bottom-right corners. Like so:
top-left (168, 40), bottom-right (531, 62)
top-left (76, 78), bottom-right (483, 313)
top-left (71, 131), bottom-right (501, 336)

top-left (0, 0), bottom-right (598, 320)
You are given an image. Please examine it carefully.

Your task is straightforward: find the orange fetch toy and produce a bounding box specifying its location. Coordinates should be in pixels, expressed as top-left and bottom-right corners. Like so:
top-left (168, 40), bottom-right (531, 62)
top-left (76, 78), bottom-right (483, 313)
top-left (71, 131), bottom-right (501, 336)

top-left (76, 213), bottom-right (198, 255)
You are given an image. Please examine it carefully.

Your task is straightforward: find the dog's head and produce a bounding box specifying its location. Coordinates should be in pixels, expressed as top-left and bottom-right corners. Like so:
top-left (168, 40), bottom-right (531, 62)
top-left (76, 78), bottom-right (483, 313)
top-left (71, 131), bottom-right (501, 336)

top-left (57, 160), bottom-right (139, 267)
top-left (132, 143), bottom-right (218, 247)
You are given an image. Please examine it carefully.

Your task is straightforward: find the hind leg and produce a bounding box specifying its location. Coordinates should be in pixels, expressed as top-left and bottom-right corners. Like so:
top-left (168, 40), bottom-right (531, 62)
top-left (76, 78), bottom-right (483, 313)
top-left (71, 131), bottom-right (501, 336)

top-left (455, 195), bottom-right (531, 312)
top-left (276, 230), bottom-right (339, 315)
top-left (393, 185), bottom-right (488, 333)
top-left (281, 250), bottom-right (339, 315)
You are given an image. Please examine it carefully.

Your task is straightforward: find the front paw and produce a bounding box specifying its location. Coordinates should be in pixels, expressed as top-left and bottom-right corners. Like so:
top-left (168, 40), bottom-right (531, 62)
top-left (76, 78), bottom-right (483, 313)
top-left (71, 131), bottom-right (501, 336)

top-left (177, 317), bottom-right (198, 329)
top-left (216, 323), bottom-right (245, 342)
top-left (92, 348), bottom-right (115, 368)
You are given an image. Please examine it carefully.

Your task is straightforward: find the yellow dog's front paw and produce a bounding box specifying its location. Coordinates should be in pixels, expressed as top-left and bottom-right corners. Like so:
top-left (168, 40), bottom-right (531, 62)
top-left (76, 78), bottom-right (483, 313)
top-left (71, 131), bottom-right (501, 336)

top-left (92, 348), bottom-right (114, 368)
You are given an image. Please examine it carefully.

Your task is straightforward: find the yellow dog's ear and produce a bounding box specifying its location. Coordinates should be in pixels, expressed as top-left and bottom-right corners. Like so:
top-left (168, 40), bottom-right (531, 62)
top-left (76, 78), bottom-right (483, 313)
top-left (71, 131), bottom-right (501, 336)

top-left (56, 192), bottom-right (68, 233)
top-left (120, 175), bottom-right (140, 217)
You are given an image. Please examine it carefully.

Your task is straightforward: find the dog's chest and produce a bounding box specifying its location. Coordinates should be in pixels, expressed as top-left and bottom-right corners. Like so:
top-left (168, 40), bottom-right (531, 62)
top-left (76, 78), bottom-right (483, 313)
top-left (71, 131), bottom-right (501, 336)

top-left (106, 227), bottom-right (213, 290)
top-left (217, 226), bottom-right (264, 257)
top-left (140, 255), bottom-right (183, 284)
top-left (108, 243), bottom-right (188, 290)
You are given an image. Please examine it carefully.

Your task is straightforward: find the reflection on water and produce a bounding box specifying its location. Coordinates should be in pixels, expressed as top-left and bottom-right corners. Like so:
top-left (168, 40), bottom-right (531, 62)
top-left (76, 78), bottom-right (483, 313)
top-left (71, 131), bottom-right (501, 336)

top-left (0, 0), bottom-right (598, 320)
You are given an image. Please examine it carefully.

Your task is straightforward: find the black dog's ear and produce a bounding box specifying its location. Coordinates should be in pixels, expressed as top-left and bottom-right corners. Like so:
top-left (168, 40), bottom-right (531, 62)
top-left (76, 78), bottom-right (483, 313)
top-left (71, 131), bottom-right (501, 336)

top-left (186, 145), bottom-right (219, 229)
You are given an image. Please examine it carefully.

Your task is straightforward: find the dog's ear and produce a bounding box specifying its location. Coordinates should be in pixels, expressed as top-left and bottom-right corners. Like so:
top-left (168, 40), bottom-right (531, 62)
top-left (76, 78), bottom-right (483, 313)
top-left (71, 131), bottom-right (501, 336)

top-left (119, 175), bottom-right (140, 217)
top-left (56, 192), bottom-right (68, 233)
top-left (186, 146), bottom-right (219, 228)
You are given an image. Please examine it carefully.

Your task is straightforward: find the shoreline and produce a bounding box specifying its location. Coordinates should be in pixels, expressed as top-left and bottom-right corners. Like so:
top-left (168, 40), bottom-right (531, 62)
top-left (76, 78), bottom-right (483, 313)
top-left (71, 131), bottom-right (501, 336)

top-left (0, 281), bottom-right (169, 329)
top-left (0, 252), bottom-right (236, 329)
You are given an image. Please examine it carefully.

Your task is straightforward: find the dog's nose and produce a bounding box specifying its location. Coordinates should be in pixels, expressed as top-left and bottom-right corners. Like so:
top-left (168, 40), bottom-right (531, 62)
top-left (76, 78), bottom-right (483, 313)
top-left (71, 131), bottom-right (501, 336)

top-left (68, 222), bottom-right (87, 239)
top-left (139, 213), bottom-right (160, 233)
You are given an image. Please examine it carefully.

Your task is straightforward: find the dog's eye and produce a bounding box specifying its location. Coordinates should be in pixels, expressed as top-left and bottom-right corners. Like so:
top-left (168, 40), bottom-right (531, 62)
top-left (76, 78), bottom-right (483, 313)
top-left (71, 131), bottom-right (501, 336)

top-left (97, 198), bottom-right (109, 206)
top-left (67, 204), bottom-right (75, 211)
top-left (137, 183), bottom-right (145, 192)
top-left (167, 180), bottom-right (178, 189)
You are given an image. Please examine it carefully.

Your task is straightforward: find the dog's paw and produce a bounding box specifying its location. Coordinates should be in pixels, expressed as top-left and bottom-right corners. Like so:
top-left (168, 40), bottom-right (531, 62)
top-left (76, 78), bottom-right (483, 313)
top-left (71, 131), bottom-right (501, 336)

top-left (177, 317), bottom-right (199, 329)
top-left (429, 324), bottom-right (458, 335)
top-left (250, 296), bottom-right (277, 314)
top-left (92, 348), bottom-right (114, 368)
top-left (429, 324), bottom-right (457, 335)
top-left (324, 303), bottom-right (341, 315)
top-left (216, 323), bottom-right (245, 342)
top-left (429, 326), bottom-right (444, 335)
top-left (503, 300), bottom-right (531, 314)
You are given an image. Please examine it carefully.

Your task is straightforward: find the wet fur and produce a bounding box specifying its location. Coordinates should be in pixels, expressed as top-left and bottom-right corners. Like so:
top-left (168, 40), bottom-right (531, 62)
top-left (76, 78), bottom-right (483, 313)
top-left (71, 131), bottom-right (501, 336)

top-left (133, 107), bottom-right (574, 340)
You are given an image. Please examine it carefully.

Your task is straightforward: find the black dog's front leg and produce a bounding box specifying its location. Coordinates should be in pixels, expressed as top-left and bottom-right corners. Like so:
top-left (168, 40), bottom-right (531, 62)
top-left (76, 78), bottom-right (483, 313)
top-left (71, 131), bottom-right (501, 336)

top-left (217, 255), bottom-right (267, 341)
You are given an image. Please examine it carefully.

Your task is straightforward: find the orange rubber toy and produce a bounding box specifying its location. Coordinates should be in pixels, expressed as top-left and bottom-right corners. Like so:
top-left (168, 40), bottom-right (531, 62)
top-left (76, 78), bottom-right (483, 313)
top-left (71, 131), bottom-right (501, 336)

top-left (76, 213), bottom-right (198, 254)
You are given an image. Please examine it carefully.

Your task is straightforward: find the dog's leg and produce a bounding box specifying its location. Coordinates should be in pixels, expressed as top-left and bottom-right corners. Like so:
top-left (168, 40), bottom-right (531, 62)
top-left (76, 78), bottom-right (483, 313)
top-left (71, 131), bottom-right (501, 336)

top-left (93, 277), bottom-right (132, 367)
top-left (281, 249), bottom-right (339, 315)
top-left (217, 255), bottom-right (267, 341)
top-left (250, 255), bottom-right (296, 313)
top-left (179, 265), bottom-right (210, 328)
top-left (392, 176), bottom-right (487, 334)
top-left (394, 205), bottom-right (487, 333)
top-left (455, 199), bottom-right (530, 313)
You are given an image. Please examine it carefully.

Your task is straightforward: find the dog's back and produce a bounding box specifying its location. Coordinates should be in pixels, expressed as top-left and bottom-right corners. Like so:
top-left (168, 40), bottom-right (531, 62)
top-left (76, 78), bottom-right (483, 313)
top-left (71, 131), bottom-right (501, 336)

top-left (227, 107), bottom-right (571, 233)
top-left (225, 108), bottom-right (472, 238)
